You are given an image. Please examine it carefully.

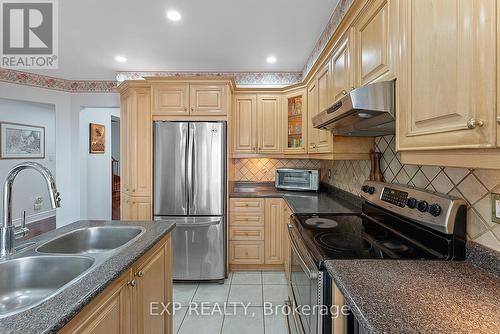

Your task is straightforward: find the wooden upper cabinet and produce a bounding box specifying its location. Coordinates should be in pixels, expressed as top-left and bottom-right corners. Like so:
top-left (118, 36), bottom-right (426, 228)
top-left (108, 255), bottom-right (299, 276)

top-left (151, 83), bottom-right (189, 116)
top-left (307, 79), bottom-right (319, 152)
top-left (398, 0), bottom-right (497, 151)
top-left (330, 31), bottom-right (354, 104)
top-left (257, 95), bottom-right (282, 154)
top-left (354, 0), bottom-right (393, 85)
top-left (283, 89), bottom-right (308, 154)
top-left (316, 63), bottom-right (333, 153)
top-left (190, 84), bottom-right (227, 115)
top-left (233, 94), bottom-right (257, 153)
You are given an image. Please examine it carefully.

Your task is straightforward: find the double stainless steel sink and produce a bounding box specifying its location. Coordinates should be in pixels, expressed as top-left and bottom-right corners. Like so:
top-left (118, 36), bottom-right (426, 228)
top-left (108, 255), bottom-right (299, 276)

top-left (0, 225), bottom-right (145, 318)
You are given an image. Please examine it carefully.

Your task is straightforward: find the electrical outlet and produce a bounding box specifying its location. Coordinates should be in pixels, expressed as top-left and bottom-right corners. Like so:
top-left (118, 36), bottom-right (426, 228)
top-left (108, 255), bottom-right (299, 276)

top-left (33, 196), bottom-right (43, 211)
top-left (491, 193), bottom-right (500, 224)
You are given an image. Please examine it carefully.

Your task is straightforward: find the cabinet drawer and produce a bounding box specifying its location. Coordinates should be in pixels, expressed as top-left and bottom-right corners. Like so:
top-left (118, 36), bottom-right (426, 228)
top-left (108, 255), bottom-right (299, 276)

top-left (229, 226), bottom-right (264, 241)
top-left (229, 198), bottom-right (264, 212)
top-left (229, 213), bottom-right (264, 226)
top-left (229, 241), bottom-right (264, 264)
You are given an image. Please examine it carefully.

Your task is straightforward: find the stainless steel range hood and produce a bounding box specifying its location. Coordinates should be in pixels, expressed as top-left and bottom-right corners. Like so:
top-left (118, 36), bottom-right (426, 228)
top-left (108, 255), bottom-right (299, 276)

top-left (312, 80), bottom-right (395, 136)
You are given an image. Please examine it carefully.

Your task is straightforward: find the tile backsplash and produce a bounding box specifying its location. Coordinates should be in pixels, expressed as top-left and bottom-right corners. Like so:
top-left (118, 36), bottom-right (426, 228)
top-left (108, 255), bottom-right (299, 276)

top-left (232, 158), bottom-right (321, 182)
top-left (320, 135), bottom-right (500, 252)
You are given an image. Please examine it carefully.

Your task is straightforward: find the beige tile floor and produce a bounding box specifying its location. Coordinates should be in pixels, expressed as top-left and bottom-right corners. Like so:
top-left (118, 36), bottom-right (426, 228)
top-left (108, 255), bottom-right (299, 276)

top-left (173, 271), bottom-right (289, 334)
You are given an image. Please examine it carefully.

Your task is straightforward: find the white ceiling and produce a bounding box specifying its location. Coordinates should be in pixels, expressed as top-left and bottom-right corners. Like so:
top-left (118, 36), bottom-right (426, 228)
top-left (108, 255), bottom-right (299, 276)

top-left (29, 0), bottom-right (339, 80)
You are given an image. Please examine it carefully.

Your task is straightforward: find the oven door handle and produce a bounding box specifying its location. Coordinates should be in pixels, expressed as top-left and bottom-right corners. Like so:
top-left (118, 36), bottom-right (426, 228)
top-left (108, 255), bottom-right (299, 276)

top-left (288, 226), bottom-right (318, 280)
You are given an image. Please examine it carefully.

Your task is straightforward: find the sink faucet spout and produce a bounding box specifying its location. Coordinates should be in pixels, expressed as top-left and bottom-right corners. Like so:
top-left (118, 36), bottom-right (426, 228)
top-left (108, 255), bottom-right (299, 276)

top-left (1, 162), bottom-right (61, 257)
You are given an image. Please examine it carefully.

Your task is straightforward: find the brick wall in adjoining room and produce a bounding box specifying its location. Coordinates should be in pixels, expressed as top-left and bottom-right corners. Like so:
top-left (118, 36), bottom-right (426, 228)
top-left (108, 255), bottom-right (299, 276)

top-left (232, 159), bottom-right (321, 182)
top-left (320, 135), bottom-right (500, 252)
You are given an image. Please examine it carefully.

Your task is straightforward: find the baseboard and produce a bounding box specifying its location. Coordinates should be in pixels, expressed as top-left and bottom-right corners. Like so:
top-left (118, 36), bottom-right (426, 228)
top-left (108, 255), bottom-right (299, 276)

top-left (12, 209), bottom-right (56, 226)
top-left (229, 264), bottom-right (284, 272)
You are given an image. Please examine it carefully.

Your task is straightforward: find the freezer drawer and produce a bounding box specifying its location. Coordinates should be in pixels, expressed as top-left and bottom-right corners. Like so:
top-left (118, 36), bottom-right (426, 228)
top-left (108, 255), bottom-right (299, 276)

top-left (155, 216), bottom-right (226, 281)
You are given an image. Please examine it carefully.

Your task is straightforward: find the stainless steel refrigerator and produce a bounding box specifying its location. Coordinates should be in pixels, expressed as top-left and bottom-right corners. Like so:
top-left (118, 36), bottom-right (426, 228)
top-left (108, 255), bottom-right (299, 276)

top-left (153, 121), bottom-right (226, 281)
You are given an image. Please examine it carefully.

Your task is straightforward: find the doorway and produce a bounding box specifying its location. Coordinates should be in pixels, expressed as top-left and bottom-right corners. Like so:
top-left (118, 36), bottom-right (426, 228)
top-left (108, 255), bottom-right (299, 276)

top-left (111, 116), bottom-right (120, 220)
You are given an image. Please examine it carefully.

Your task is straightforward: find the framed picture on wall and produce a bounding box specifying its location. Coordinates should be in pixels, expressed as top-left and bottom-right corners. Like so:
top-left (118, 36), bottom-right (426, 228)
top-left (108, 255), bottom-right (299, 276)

top-left (89, 123), bottom-right (105, 154)
top-left (0, 122), bottom-right (45, 159)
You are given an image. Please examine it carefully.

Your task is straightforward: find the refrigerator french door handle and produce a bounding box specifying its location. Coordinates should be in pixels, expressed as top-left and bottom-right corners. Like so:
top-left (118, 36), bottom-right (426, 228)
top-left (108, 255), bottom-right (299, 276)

top-left (187, 124), bottom-right (194, 214)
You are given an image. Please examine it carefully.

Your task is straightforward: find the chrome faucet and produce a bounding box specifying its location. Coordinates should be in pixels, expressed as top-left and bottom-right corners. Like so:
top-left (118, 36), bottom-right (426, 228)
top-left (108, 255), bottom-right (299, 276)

top-left (0, 162), bottom-right (61, 257)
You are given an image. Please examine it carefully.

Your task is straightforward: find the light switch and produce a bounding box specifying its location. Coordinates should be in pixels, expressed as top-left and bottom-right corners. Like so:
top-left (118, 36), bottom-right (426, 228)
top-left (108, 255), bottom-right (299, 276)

top-left (491, 193), bottom-right (500, 224)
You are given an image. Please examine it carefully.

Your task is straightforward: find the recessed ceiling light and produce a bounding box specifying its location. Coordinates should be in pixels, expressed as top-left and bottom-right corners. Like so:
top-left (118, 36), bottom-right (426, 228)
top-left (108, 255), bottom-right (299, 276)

top-left (115, 55), bottom-right (127, 63)
top-left (167, 10), bottom-right (182, 21)
top-left (266, 56), bottom-right (277, 64)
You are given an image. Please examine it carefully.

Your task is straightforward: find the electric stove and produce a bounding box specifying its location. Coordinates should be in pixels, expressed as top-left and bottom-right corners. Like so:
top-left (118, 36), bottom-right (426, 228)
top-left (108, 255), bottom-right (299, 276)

top-left (285, 181), bottom-right (467, 334)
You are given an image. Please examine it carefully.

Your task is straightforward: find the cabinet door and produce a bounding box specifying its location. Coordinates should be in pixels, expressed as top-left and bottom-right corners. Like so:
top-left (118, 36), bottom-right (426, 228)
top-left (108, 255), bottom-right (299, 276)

top-left (398, 0), bottom-right (497, 150)
top-left (264, 198), bottom-right (284, 265)
top-left (124, 196), bottom-right (151, 221)
top-left (129, 89), bottom-right (152, 197)
top-left (151, 83), bottom-right (189, 116)
top-left (283, 89), bottom-right (308, 154)
top-left (330, 33), bottom-right (353, 103)
top-left (190, 84), bottom-right (227, 115)
top-left (58, 272), bottom-right (132, 334)
top-left (233, 95), bottom-right (257, 153)
top-left (354, 0), bottom-right (392, 85)
top-left (120, 94), bottom-right (132, 196)
top-left (316, 63), bottom-right (333, 153)
top-left (257, 95), bottom-right (282, 154)
top-left (307, 80), bottom-right (319, 152)
top-left (133, 245), bottom-right (167, 334)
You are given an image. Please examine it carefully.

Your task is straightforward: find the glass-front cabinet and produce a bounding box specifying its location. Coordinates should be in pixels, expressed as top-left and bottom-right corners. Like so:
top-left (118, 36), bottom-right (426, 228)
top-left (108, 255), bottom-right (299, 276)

top-left (283, 89), bottom-right (307, 154)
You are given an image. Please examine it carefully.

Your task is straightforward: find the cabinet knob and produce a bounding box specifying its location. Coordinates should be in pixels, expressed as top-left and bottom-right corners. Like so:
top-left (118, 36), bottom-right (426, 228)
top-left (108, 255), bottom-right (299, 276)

top-left (350, 86), bottom-right (355, 91)
top-left (191, 107), bottom-right (194, 112)
top-left (467, 118), bottom-right (484, 129)
top-left (135, 271), bottom-right (144, 277)
top-left (496, 116), bottom-right (500, 125)
top-left (184, 107), bottom-right (188, 111)
top-left (342, 90), bottom-right (348, 95)
top-left (127, 279), bottom-right (136, 287)
top-left (124, 185), bottom-right (129, 191)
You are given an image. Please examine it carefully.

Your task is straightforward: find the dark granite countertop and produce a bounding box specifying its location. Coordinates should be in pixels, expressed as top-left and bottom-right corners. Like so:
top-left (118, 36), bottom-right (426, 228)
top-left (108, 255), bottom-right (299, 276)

top-left (229, 181), bottom-right (361, 214)
top-left (0, 220), bottom-right (176, 334)
top-left (324, 258), bottom-right (500, 334)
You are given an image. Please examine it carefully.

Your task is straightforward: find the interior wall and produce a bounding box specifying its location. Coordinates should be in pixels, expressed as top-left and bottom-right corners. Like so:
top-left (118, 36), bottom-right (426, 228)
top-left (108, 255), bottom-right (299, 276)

top-left (80, 108), bottom-right (120, 220)
top-left (0, 98), bottom-right (56, 225)
top-left (320, 135), bottom-right (500, 252)
top-left (0, 81), bottom-right (120, 227)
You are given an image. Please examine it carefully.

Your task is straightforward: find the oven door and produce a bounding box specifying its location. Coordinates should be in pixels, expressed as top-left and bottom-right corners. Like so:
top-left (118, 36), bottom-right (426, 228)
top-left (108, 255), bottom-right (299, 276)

top-left (288, 224), bottom-right (322, 334)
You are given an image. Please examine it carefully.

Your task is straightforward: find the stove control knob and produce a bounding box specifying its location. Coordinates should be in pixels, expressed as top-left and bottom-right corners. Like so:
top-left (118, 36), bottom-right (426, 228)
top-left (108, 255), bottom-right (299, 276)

top-left (361, 185), bottom-right (370, 193)
top-left (429, 204), bottom-right (442, 217)
top-left (406, 198), bottom-right (417, 209)
top-left (417, 200), bottom-right (429, 212)
top-left (368, 186), bottom-right (376, 195)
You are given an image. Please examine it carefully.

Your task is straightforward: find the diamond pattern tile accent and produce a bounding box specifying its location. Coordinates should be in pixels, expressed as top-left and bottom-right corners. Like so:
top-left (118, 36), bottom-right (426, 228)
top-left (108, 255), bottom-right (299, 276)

top-left (232, 159), bottom-right (321, 182)
top-left (318, 135), bottom-right (500, 253)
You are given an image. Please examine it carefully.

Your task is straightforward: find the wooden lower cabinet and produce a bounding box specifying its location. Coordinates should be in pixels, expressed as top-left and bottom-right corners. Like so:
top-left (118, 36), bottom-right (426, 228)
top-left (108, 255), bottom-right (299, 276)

top-left (59, 234), bottom-right (172, 334)
top-left (122, 193), bottom-right (152, 221)
top-left (229, 198), bottom-right (287, 268)
top-left (229, 241), bottom-right (265, 264)
top-left (264, 198), bottom-right (284, 264)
